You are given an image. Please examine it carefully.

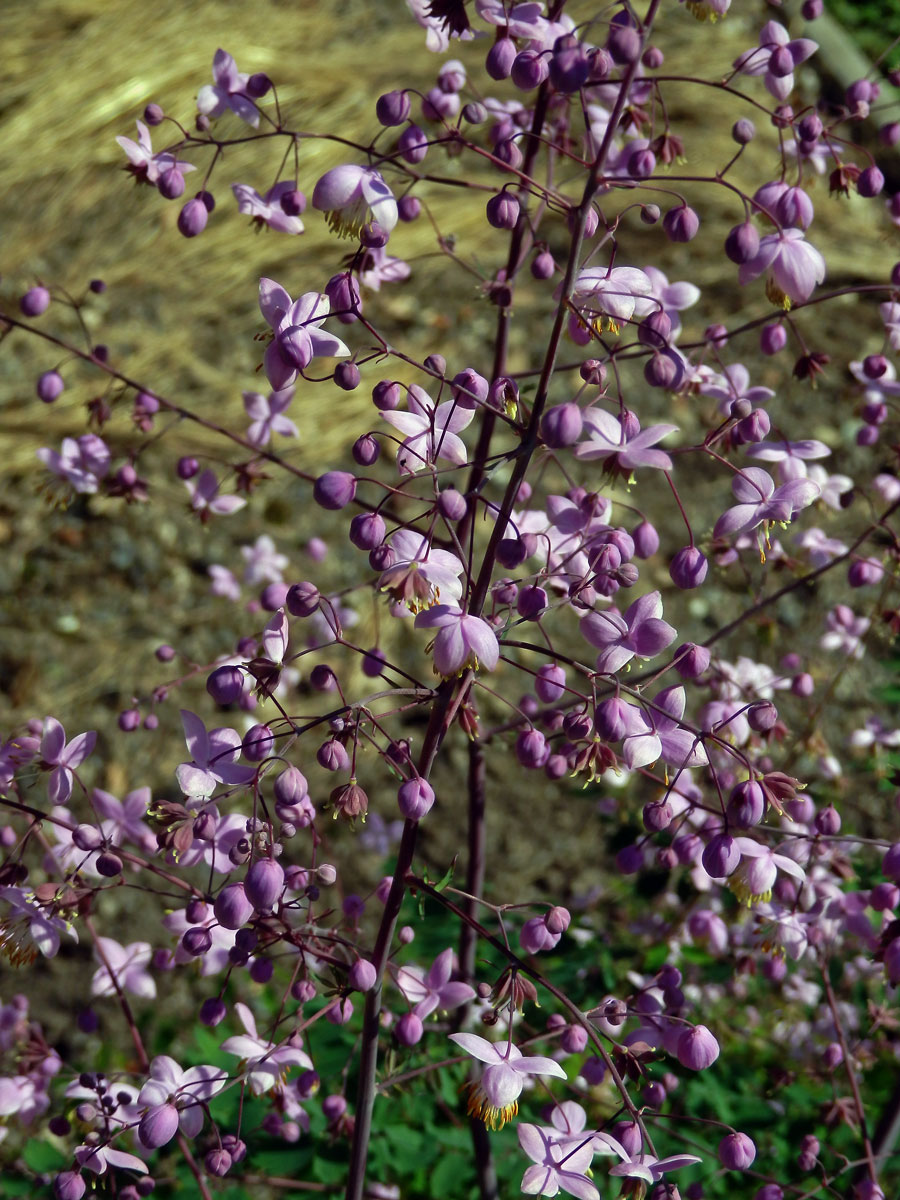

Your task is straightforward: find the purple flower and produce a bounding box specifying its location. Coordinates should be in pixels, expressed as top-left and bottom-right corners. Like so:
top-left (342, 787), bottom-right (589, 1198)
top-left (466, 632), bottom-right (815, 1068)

top-left (394, 948), bottom-right (476, 1017)
top-left (381, 385), bottom-right (475, 475)
top-left (175, 710), bottom-right (256, 803)
top-left (137, 1054), bottom-right (227, 1142)
top-left (621, 686), bottom-right (709, 771)
top-left (746, 438), bottom-right (830, 482)
top-left (258, 279), bottom-right (350, 390)
top-left (197, 49), bottom-right (259, 127)
top-left (40, 718), bottom-right (96, 805)
top-left (580, 591), bottom-right (676, 673)
top-left (242, 387), bottom-right (298, 447)
top-left (821, 604), bottom-right (869, 658)
top-left (379, 529), bottom-right (465, 611)
top-left (74, 1142), bottom-right (147, 1177)
top-left (700, 363), bottom-right (774, 417)
top-left (575, 410), bottom-right (677, 474)
top-left (37, 435), bottom-right (110, 494)
top-left (593, 1130), bottom-right (702, 1184)
top-left (713, 468), bottom-right (819, 540)
top-left (358, 246), bottom-right (411, 291)
top-left (241, 535), bottom-right (288, 585)
top-left (312, 165), bottom-right (398, 238)
top-left (220, 1001), bottom-right (312, 1094)
top-left (0, 886), bottom-right (77, 966)
top-left (643, 266), bottom-right (700, 338)
top-left (517, 1123), bottom-right (599, 1200)
top-left (92, 786), bottom-right (156, 853)
top-left (91, 938), bottom-right (156, 1000)
top-left (734, 21), bottom-right (818, 101)
top-left (449, 1032), bottom-right (567, 1130)
top-left (116, 121), bottom-right (196, 185)
top-left (738, 229), bottom-right (825, 307)
top-left (414, 605), bottom-right (500, 676)
top-left (185, 469), bottom-right (246, 517)
top-left (730, 837), bottom-right (806, 905)
top-left (231, 182), bottom-right (304, 234)
top-left (570, 266), bottom-right (654, 329)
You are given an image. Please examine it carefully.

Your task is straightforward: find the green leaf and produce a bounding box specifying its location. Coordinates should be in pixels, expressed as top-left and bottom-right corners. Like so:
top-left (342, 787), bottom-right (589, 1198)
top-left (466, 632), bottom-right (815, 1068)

top-left (23, 1140), bottom-right (67, 1172)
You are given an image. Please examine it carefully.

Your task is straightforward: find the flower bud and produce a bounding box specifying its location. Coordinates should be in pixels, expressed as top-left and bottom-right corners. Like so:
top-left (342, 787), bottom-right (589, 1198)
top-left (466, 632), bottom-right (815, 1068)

top-left (814, 805), bottom-right (841, 835)
top-left (214, 882), bottom-right (254, 930)
top-left (451, 368), bottom-right (489, 409)
top-left (438, 488), bottom-right (467, 522)
top-left (517, 586), bottom-right (548, 621)
top-left (486, 37), bottom-right (517, 80)
top-left (37, 370), bottom-right (65, 403)
top-left (395, 1012), bottom-right (424, 1045)
top-left (207, 665), bottom-right (244, 706)
top-left (663, 204), bottom-right (699, 243)
top-left (21, 286), bottom-right (51, 317)
top-left (535, 663), bottom-right (566, 704)
top-left (54, 1173), bottom-right (86, 1200)
top-left (178, 197), bottom-right (208, 237)
top-left (313, 471), bottom-right (357, 510)
top-left (286, 581), bottom-right (319, 617)
top-left (673, 642), bottom-right (709, 679)
top-left (182, 926), bottom-right (212, 956)
top-left (677, 1024), bottom-right (720, 1070)
top-left (243, 723), bottom-right (274, 762)
top-left (349, 512), bottom-right (386, 551)
top-left (732, 118), bottom-right (755, 145)
top-left (760, 323), bottom-right (787, 355)
top-left (702, 834), bottom-right (739, 878)
top-left (335, 362), bottom-right (361, 391)
top-left (607, 23), bottom-right (641, 64)
top-left (96, 852), bottom-right (122, 877)
top-left (158, 166), bottom-right (186, 200)
top-left (398, 124), bottom-right (428, 164)
top-left (376, 90), bottom-right (410, 126)
top-left (531, 250), bottom-right (556, 279)
top-left (725, 222), bottom-right (760, 264)
top-left (486, 191), bottom-right (520, 230)
top-left (199, 997), bottom-right (227, 1027)
top-left (205, 1149), bottom-right (233, 1177)
top-left (245, 858), bottom-right (285, 911)
top-left (349, 959), bottom-right (377, 991)
top-left (511, 50), bottom-right (549, 90)
top-left (719, 1132), bottom-right (756, 1169)
top-left (73, 824), bottom-right (103, 852)
top-left (397, 777), bottom-right (435, 821)
top-left (748, 701), bottom-right (777, 732)
top-left (139, 1103), bottom-right (179, 1149)
top-left (727, 780), bottom-right (765, 828)
top-left (669, 546), bottom-right (708, 589)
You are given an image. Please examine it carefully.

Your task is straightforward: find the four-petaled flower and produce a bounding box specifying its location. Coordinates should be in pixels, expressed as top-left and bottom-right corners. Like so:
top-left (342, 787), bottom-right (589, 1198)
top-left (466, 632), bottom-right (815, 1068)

top-left (738, 229), bottom-right (825, 307)
top-left (115, 121), bottom-right (196, 185)
top-left (414, 606), bottom-right (500, 676)
top-left (394, 948), bottom-right (476, 1018)
top-left (185, 469), bottom-right (247, 518)
top-left (37, 435), bottom-right (110, 495)
top-left (449, 1033), bottom-right (567, 1130)
top-left (92, 937), bottom-right (156, 1000)
top-left (713, 467), bottom-right (819, 541)
top-left (232, 182), bottom-right (304, 234)
top-left (312, 165), bottom-right (398, 238)
top-left (381, 385), bottom-right (475, 475)
top-left (734, 21), bottom-right (818, 101)
top-left (259, 279), bottom-right (350, 390)
top-left (40, 718), bottom-right (96, 805)
top-left (197, 49), bottom-right (260, 127)
top-left (580, 591), bottom-right (676, 675)
top-left (175, 710), bottom-right (256, 803)
top-left (243, 387), bottom-right (298, 447)
top-left (518, 1124), bottom-right (599, 1200)
top-left (0, 886), bottom-right (77, 966)
top-left (570, 266), bottom-right (654, 331)
top-left (729, 837), bottom-right (806, 905)
top-left (593, 1129), bottom-right (702, 1186)
top-left (575, 410), bottom-right (677, 476)
top-left (137, 1055), bottom-right (227, 1142)
top-left (379, 529), bottom-right (465, 611)
top-left (220, 1001), bottom-right (313, 1094)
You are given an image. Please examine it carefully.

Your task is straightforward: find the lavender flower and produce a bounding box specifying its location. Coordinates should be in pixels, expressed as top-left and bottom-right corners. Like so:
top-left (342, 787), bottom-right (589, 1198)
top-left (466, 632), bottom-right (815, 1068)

top-left (116, 122), bottom-right (196, 185)
top-left (593, 1130), bottom-right (702, 1185)
top-left (312, 166), bottom-right (398, 238)
top-left (40, 718), bottom-right (96, 805)
top-left (381, 385), bottom-right (475, 474)
top-left (738, 229), bottom-right (825, 307)
top-left (517, 1123), bottom-right (599, 1200)
top-left (185, 469), bottom-right (247, 517)
top-left (91, 938), bottom-right (156, 1000)
top-left (713, 468), bottom-right (819, 540)
top-left (220, 1002), bottom-right (312, 1094)
top-left (259, 279), bottom-right (350, 390)
top-left (449, 1032), bottom-right (567, 1130)
top-left (197, 49), bottom-right (260, 127)
top-left (242, 388), bottom-right (298, 447)
top-left (37, 435), bottom-right (110, 494)
top-left (734, 21), bottom-right (818, 101)
top-left (570, 265), bottom-right (654, 330)
top-left (414, 605), bottom-right (500, 676)
top-left (0, 886), bottom-right (77, 966)
top-left (394, 948), bottom-right (475, 1017)
top-left (580, 591), bottom-right (676, 673)
top-left (175, 710), bottom-right (256, 803)
top-left (379, 529), bottom-right (465, 611)
top-left (575, 410), bottom-right (678, 475)
top-left (231, 182), bottom-right (304, 234)
top-left (136, 1055), bottom-right (227, 1142)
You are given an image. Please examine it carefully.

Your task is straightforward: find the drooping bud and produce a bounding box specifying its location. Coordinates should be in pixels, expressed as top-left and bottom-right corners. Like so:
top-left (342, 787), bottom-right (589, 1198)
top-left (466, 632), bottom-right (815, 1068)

top-left (245, 858), bottom-right (285, 911)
